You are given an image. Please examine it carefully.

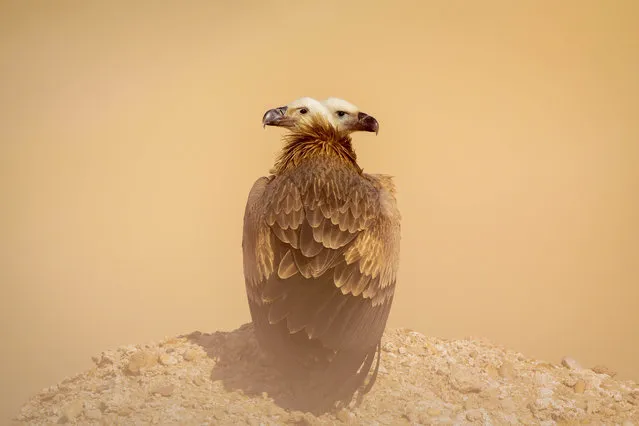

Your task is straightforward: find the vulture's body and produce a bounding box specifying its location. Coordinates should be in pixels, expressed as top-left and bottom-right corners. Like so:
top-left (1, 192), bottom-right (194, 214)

top-left (242, 105), bottom-right (400, 411)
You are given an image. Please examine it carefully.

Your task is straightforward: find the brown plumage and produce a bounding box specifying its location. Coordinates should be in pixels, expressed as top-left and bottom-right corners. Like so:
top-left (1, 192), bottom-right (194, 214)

top-left (242, 98), bottom-right (401, 411)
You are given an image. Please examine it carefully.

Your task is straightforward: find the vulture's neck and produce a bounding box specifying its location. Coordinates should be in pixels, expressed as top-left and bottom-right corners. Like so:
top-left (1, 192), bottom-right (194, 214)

top-left (270, 116), bottom-right (362, 175)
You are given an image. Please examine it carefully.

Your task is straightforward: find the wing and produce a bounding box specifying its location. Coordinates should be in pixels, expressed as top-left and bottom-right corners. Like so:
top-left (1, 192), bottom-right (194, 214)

top-left (242, 176), bottom-right (275, 301)
top-left (242, 167), bottom-right (401, 355)
top-left (338, 173), bottom-right (401, 307)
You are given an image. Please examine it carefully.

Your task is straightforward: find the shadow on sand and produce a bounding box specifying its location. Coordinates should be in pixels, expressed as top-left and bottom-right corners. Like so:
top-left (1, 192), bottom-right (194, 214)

top-left (183, 323), bottom-right (365, 416)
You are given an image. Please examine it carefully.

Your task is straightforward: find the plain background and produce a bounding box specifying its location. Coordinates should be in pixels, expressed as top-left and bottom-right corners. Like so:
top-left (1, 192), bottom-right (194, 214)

top-left (1, 0), bottom-right (637, 421)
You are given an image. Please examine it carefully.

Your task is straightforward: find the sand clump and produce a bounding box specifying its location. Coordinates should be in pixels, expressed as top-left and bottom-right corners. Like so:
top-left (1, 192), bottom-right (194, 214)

top-left (14, 324), bottom-right (639, 425)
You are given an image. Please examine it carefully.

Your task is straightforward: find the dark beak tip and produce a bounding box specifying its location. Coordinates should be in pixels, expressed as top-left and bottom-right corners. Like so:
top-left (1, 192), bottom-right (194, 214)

top-left (262, 105), bottom-right (288, 128)
top-left (356, 111), bottom-right (379, 134)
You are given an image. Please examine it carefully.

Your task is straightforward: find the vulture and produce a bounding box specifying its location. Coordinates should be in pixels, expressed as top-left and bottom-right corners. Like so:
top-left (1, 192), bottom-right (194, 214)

top-left (242, 96), bottom-right (401, 411)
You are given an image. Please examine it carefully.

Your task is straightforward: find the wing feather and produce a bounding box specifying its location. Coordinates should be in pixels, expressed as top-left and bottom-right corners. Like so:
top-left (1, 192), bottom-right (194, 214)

top-left (299, 220), bottom-right (324, 257)
top-left (277, 250), bottom-right (298, 279)
top-left (242, 176), bottom-right (275, 292)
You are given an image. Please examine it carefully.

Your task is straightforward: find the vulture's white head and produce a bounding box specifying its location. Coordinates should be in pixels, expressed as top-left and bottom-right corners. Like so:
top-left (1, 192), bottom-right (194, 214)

top-left (262, 97), bottom-right (330, 129)
top-left (321, 97), bottom-right (379, 135)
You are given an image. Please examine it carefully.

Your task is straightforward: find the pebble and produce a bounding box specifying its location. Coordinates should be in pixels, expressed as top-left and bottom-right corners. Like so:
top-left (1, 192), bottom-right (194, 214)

top-left (463, 398), bottom-right (479, 410)
top-left (499, 361), bottom-right (514, 378)
top-left (466, 409), bottom-right (483, 421)
top-left (117, 406), bottom-right (133, 416)
top-left (485, 365), bottom-right (499, 378)
top-left (450, 366), bottom-right (484, 393)
top-left (160, 337), bottom-right (180, 346)
top-left (383, 342), bottom-right (397, 352)
top-left (60, 399), bottom-right (83, 422)
top-left (563, 376), bottom-right (578, 387)
top-left (574, 379), bottom-right (586, 394)
top-left (533, 371), bottom-right (553, 387)
top-left (534, 397), bottom-right (552, 410)
top-left (39, 392), bottom-right (56, 401)
top-left (561, 357), bottom-right (581, 370)
top-left (159, 353), bottom-right (178, 366)
top-left (426, 407), bottom-right (441, 416)
top-left (183, 349), bottom-right (200, 361)
top-left (336, 409), bottom-right (356, 423)
top-left (151, 384), bottom-right (175, 396)
top-left (534, 361), bottom-right (554, 369)
top-left (92, 353), bottom-right (116, 367)
top-left (539, 387), bottom-right (554, 398)
top-left (592, 364), bottom-right (617, 377)
top-left (126, 350), bottom-right (157, 375)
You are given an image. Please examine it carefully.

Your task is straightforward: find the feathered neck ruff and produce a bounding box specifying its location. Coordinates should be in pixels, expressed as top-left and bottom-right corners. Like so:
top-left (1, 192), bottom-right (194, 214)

top-left (270, 115), bottom-right (362, 175)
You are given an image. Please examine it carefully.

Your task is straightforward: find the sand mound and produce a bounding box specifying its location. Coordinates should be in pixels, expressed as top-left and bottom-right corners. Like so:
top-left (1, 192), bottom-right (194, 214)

top-left (14, 323), bottom-right (639, 425)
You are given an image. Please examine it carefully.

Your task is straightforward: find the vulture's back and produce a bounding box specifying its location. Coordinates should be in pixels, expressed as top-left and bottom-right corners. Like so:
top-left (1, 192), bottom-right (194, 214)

top-left (242, 149), bottom-right (400, 410)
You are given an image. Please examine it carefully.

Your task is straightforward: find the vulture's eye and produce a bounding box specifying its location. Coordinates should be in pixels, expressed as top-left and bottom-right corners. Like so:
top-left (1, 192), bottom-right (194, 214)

top-left (337, 111), bottom-right (347, 117)
top-left (299, 108), bottom-right (308, 114)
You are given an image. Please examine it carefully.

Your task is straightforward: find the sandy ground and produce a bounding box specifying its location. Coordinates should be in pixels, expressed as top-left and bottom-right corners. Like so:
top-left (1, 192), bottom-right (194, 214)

top-left (13, 323), bottom-right (638, 425)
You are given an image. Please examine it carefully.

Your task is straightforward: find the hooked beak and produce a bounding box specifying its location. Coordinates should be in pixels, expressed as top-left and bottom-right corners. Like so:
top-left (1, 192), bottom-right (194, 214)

top-left (356, 112), bottom-right (379, 135)
top-left (262, 106), bottom-right (293, 128)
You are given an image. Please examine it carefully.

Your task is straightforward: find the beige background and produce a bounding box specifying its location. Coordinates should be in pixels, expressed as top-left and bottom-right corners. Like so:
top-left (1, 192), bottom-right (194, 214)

top-left (1, 0), bottom-right (638, 421)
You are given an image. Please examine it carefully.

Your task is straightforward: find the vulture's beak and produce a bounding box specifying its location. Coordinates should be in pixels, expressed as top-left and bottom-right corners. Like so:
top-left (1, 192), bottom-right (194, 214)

top-left (262, 106), bottom-right (292, 128)
top-left (356, 112), bottom-right (379, 135)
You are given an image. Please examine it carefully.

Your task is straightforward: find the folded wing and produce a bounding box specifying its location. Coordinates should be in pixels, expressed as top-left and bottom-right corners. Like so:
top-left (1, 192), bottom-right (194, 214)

top-left (242, 167), bottom-right (401, 355)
